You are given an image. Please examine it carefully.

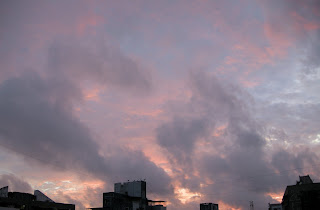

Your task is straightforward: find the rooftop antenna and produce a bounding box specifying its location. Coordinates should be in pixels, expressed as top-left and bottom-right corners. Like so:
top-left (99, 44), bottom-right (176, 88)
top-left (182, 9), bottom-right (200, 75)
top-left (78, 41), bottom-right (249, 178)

top-left (249, 201), bottom-right (254, 210)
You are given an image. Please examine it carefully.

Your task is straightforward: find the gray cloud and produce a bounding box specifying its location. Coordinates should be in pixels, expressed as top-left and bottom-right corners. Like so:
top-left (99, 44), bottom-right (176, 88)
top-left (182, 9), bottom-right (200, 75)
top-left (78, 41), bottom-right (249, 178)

top-left (157, 117), bottom-right (209, 165)
top-left (0, 0), bottom-right (92, 79)
top-left (0, 1), bottom-right (153, 94)
top-left (47, 39), bottom-right (152, 93)
top-left (256, 101), bottom-right (320, 147)
top-left (0, 73), bottom-right (107, 175)
top-left (156, 71), bottom-right (319, 210)
top-left (0, 174), bottom-right (33, 193)
top-left (0, 1), bottom-right (168, 200)
top-left (55, 191), bottom-right (86, 210)
top-left (1, 1), bottom-right (320, 210)
top-left (303, 31), bottom-right (320, 74)
top-left (0, 71), bottom-right (170, 199)
top-left (262, 0), bottom-right (320, 75)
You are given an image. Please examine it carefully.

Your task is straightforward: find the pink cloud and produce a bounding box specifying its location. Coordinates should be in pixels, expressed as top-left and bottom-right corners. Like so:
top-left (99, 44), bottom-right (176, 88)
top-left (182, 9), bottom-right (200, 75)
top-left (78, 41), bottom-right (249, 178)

top-left (290, 11), bottom-right (320, 31)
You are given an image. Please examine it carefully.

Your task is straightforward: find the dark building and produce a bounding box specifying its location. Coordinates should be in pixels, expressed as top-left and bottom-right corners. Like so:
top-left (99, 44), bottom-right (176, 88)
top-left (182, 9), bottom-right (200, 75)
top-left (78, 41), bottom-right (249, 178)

top-left (200, 203), bottom-right (218, 210)
top-left (89, 181), bottom-right (166, 210)
top-left (0, 186), bottom-right (75, 210)
top-left (281, 175), bottom-right (320, 210)
top-left (103, 192), bottom-right (134, 210)
top-left (147, 205), bottom-right (166, 210)
top-left (268, 203), bottom-right (282, 210)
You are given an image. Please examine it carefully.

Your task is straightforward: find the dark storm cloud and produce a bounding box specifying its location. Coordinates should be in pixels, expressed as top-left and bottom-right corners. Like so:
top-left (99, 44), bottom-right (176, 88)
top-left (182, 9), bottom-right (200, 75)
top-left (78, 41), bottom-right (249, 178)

top-left (191, 73), bottom-right (281, 207)
top-left (0, 25), bottom-right (171, 195)
top-left (157, 70), bottom-right (255, 159)
top-left (0, 0), bottom-right (167, 196)
top-left (0, 73), bottom-right (107, 173)
top-left (156, 71), bottom-right (319, 209)
top-left (157, 117), bottom-right (209, 165)
top-left (0, 74), bottom-right (170, 193)
top-left (0, 72), bottom-right (171, 195)
top-left (0, 174), bottom-right (33, 193)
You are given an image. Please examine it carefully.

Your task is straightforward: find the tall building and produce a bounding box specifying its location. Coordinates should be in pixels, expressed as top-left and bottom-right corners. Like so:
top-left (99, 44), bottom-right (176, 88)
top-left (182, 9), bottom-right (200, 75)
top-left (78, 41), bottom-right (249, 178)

top-left (0, 187), bottom-right (8, 198)
top-left (90, 180), bottom-right (166, 210)
top-left (200, 203), bottom-right (218, 210)
top-left (0, 186), bottom-right (75, 210)
top-left (282, 175), bottom-right (320, 210)
top-left (115, 181), bottom-right (146, 199)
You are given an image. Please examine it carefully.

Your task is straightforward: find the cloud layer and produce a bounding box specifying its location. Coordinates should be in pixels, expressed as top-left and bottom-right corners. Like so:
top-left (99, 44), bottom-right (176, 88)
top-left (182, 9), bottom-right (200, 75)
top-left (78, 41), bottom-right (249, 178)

top-left (0, 0), bottom-right (320, 210)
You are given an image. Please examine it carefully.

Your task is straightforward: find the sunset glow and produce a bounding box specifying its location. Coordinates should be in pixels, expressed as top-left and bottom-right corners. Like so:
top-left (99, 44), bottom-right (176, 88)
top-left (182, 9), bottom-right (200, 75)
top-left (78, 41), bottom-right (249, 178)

top-left (1, 1), bottom-right (320, 210)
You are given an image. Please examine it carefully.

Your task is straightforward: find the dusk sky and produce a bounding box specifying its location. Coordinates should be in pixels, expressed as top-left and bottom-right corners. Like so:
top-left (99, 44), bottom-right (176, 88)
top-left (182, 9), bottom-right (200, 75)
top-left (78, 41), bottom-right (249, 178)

top-left (0, 1), bottom-right (320, 209)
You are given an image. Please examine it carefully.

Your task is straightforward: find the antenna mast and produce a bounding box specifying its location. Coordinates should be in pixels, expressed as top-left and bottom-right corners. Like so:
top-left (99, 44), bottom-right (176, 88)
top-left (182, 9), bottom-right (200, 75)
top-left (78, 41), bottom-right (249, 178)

top-left (250, 201), bottom-right (254, 210)
top-left (249, 201), bottom-right (254, 210)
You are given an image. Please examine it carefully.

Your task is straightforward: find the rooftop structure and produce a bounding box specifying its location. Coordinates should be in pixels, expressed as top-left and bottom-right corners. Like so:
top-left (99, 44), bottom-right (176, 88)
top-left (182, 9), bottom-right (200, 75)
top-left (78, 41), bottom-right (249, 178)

top-left (114, 180), bottom-right (146, 199)
top-left (0, 186), bottom-right (75, 210)
top-left (90, 180), bottom-right (166, 210)
top-left (268, 203), bottom-right (282, 210)
top-left (282, 175), bottom-right (320, 210)
top-left (200, 203), bottom-right (218, 210)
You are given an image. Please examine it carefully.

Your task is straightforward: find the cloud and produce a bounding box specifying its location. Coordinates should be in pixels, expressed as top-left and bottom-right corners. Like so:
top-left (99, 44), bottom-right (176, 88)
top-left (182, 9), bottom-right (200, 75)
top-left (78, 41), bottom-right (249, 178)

top-left (47, 39), bottom-right (153, 94)
top-left (155, 70), bottom-right (320, 209)
top-left (0, 63), bottom-right (169, 201)
top-left (55, 190), bottom-right (86, 210)
top-left (157, 117), bottom-right (209, 165)
top-left (0, 0), bottom-right (98, 79)
top-left (1, 1), bottom-right (320, 210)
top-left (303, 31), bottom-right (320, 74)
top-left (0, 1), bottom-right (153, 94)
top-left (0, 174), bottom-right (33, 193)
top-left (0, 73), bottom-right (108, 175)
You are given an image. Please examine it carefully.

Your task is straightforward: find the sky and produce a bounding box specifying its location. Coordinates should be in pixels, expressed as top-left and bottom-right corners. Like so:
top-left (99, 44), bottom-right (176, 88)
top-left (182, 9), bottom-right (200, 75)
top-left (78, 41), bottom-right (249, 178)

top-left (0, 0), bottom-right (320, 209)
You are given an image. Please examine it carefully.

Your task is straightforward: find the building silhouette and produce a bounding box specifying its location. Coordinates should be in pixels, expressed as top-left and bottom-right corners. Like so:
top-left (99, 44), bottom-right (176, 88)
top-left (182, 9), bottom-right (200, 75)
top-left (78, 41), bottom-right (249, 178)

top-left (200, 203), bottom-right (218, 210)
top-left (281, 175), bottom-right (320, 210)
top-left (89, 180), bottom-right (166, 210)
top-left (268, 203), bottom-right (282, 210)
top-left (0, 186), bottom-right (75, 210)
